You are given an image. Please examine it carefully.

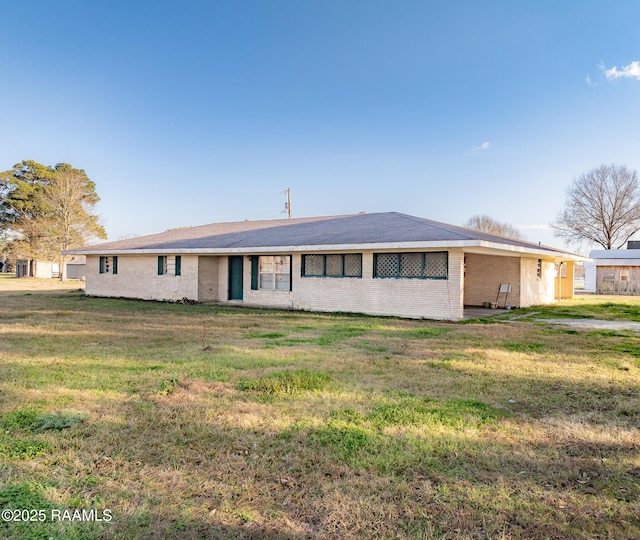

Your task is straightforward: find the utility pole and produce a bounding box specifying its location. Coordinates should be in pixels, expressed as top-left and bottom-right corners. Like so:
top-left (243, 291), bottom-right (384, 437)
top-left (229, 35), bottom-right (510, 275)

top-left (283, 188), bottom-right (292, 219)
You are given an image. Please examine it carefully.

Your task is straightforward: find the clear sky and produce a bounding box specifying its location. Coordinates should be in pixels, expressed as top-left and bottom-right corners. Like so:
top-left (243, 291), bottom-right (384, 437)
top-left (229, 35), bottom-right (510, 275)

top-left (1, 1), bottom-right (639, 252)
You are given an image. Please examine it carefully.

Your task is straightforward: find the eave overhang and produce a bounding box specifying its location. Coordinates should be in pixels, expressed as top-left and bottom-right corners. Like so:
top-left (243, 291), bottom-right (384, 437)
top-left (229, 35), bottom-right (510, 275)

top-left (65, 239), bottom-right (586, 262)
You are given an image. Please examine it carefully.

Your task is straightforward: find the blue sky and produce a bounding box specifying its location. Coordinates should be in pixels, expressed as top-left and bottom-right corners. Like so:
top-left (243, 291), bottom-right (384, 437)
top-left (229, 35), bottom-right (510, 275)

top-left (1, 1), bottom-right (639, 252)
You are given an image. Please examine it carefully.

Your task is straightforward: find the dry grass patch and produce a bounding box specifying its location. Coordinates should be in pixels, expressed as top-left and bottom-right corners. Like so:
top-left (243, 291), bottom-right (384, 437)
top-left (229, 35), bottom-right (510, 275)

top-left (0, 277), bottom-right (639, 538)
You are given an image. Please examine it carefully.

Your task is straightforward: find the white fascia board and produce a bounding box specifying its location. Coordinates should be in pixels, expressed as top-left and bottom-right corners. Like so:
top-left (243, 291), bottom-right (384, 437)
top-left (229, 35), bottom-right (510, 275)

top-left (463, 241), bottom-right (588, 261)
top-left (594, 259), bottom-right (640, 266)
top-left (590, 250), bottom-right (640, 260)
top-left (67, 239), bottom-right (584, 259)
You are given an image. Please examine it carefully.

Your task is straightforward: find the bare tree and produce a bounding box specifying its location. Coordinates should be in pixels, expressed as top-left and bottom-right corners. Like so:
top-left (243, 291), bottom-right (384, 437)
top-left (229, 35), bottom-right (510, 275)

top-left (552, 164), bottom-right (640, 249)
top-left (463, 214), bottom-right (523, 239)
top-left (37, 164), bottom-right (106, 280)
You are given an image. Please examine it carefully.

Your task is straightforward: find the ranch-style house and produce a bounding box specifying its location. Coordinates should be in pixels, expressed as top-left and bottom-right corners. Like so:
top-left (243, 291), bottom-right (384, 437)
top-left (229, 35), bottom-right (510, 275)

top-left (66, 212), bottom-right (583, 320)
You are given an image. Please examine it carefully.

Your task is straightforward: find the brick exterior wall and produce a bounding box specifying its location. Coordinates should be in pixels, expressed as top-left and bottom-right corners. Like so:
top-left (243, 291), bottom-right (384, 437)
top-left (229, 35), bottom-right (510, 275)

top-left (464, 254), bottom-right (521, 307)
top-left (464, 254), bottom-right (562, 308)
top-left (85, 250), bottom-right (464, 320)
top-left (197, 256), bottom-right (219, 301)
top-left (241, 250), bottom-right (464, 320)
top-left (85, 255), bottom-right (199, 301)
top-left (85, 249), bottom-right (561, 318)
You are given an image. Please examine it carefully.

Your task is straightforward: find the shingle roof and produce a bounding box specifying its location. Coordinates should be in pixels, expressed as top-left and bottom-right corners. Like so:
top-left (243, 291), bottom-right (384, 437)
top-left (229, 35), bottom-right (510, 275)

top-left (68, 212), bottom-right (575, 257)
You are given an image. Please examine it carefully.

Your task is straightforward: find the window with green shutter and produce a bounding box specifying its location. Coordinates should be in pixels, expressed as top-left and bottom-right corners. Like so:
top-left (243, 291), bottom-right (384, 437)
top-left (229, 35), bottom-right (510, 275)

top-left (99, 256), bottom-right (117, 275)
top-left (158, 255), bottom-right (181, 276)
top-left (251, 256), bottom-right (259, 290)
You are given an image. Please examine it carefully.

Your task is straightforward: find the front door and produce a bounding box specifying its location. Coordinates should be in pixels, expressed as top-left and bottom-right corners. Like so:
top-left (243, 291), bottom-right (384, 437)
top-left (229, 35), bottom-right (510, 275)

top-left (228, 256), bottom-right (244, 300)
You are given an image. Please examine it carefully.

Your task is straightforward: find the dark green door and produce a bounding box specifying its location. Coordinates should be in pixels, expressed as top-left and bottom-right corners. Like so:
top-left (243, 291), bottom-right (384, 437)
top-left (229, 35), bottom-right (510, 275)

top-left (228, 256), bottom-right (244, 300)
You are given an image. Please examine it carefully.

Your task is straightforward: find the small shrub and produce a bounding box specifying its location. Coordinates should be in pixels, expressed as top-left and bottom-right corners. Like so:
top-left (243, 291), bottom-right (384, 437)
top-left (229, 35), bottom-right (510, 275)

top-left (31, 410), bottom-right (88, 432)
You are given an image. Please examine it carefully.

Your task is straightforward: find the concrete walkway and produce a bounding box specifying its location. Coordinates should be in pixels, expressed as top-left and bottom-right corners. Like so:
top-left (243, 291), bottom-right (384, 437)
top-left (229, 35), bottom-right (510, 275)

top-left (463, 307), bottom-right (509, 320)
top-left (462, 306), bottom-right (640, 332)
top-left (537, 318), bottom-right (640, 332)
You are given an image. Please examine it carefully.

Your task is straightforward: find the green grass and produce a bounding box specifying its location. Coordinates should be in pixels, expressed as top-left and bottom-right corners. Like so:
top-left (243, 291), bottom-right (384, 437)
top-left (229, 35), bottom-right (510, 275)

top-left (237, 369), bottom-right (332, 394)
top-left (521, 296), bottom-right (640, 321)
top-left (0, 280), bottom-right (639, 539)
top-left (0, 437), bottom-right (52, 459)
top-left (313, 397), bottom-right (505, 473)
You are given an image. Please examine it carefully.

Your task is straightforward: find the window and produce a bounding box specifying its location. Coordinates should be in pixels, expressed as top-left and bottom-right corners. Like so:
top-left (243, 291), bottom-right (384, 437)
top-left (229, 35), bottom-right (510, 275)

top-left (158, 255), bottom-right (181, 276)
top-left (374, 252), bottom-right (448, 279)
top-left (255, 255), bottom-right (291, 290)
top-left (302, 254), bottom-right (362, 278)
top-left (536, 259), bottom-right (542, 279)
top-left (99, 256), bottom-right (118, 275)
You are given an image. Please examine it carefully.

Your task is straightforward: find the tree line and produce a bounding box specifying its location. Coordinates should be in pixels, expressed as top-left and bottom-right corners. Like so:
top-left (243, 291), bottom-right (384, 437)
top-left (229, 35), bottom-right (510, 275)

top-left (0, 160), bottom-right (106, 279)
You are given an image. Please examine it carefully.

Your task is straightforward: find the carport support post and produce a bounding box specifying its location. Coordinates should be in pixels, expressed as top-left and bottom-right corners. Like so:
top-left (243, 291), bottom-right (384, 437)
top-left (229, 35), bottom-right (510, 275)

top-left (558, 262), bottom-right (562, 300)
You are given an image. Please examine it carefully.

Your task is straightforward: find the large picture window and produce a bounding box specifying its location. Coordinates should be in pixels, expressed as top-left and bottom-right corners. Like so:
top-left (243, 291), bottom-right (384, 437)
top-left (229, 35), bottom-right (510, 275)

top-left (257, 255), bottom-right (291, 290)
top-left (302, 254), bottom-right (362, 278)
top-left (374, 252), bottom-right (448, 280)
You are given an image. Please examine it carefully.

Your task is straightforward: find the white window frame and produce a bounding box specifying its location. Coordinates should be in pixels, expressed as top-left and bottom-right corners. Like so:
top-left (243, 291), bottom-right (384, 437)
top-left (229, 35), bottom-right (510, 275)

top-left (258, 255), bottom-right (291, 291)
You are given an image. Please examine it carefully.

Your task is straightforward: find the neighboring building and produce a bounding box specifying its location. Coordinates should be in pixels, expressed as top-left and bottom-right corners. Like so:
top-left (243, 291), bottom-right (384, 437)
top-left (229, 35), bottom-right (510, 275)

top-left (587, 242), bottom-right (640, 294)
top-left (15, 259), bottom-right (59, 278)
top-left (65, 212), bottom-right (584, 320)
top-left (65, 256), bottom-right (87, 279)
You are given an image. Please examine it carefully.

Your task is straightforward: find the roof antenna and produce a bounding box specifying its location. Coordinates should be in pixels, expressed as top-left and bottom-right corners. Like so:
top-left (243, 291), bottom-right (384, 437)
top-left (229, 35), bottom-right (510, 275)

top-left (283, 188), bottom-right (292, 219)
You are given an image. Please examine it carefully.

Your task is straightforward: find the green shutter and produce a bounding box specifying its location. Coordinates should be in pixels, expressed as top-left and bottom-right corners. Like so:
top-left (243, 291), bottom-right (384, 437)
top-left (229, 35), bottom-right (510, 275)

top-left (289, 256), bottom-right (292, 291)
top-left (251, 256), bottom-right (259, 290)
top-left (99, 257), bottom-right (104, 274)
top-left (158, 256), bottom-right (164, 275)
top-left (112, 257), bottom-right (118, 275)
top-left (175, 256), bottom-right (181, 276)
